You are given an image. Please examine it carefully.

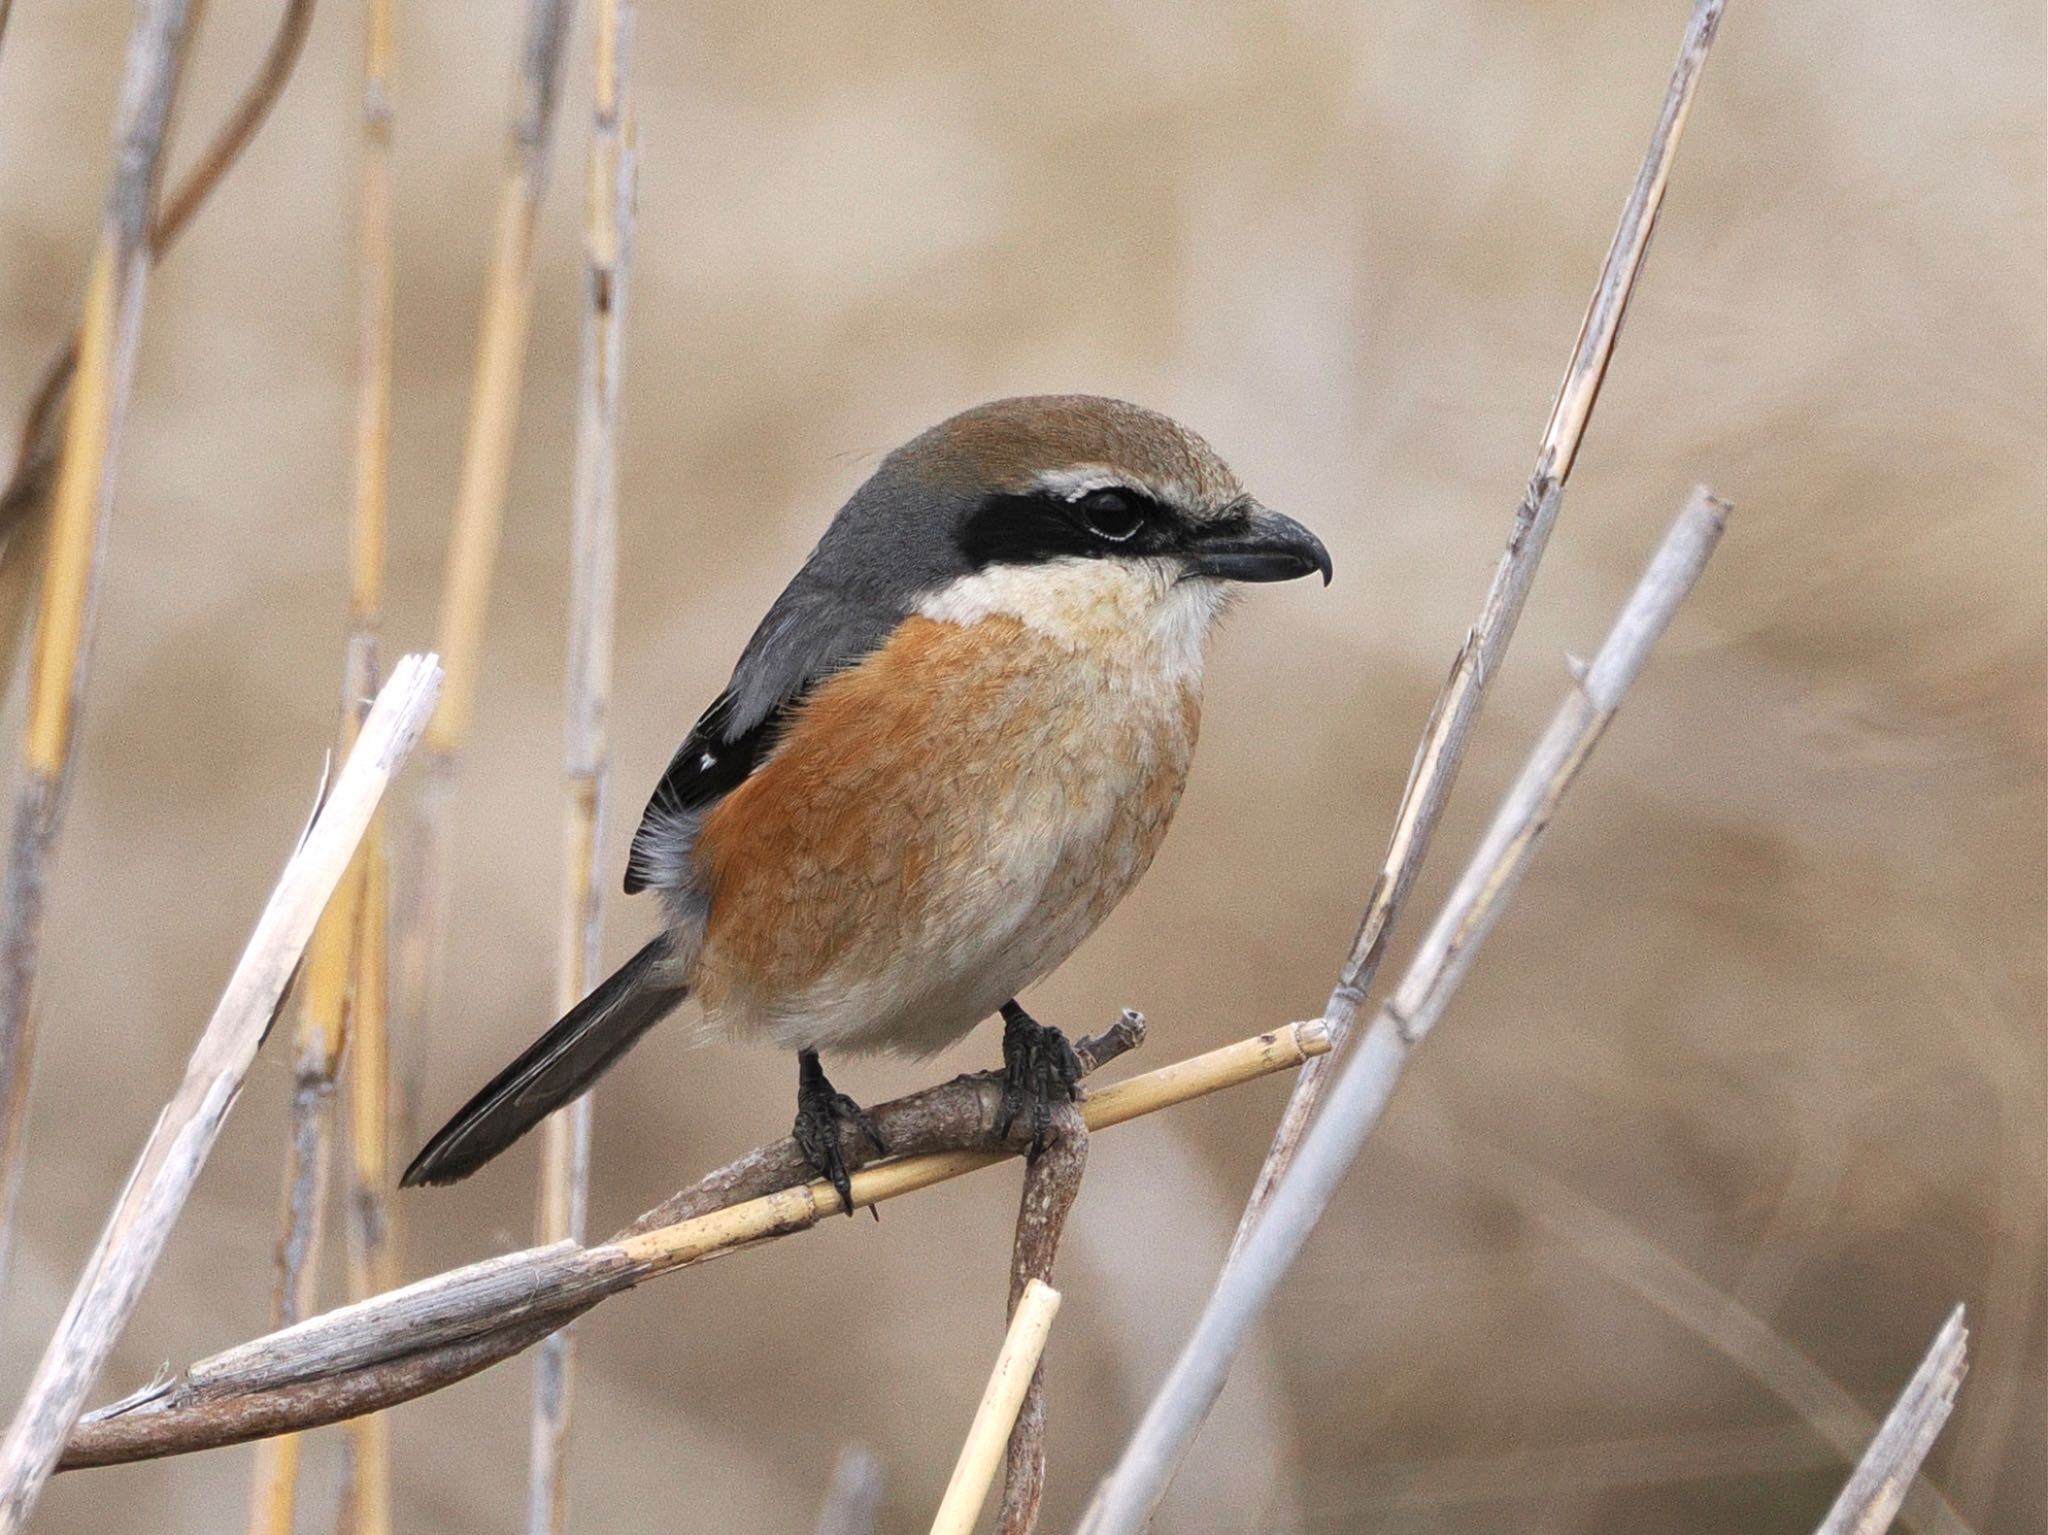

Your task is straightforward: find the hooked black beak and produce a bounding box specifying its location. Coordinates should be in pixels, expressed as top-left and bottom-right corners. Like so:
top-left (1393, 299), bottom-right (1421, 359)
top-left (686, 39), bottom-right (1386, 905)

top-left (1186, 504), bottom-right (1333, 586)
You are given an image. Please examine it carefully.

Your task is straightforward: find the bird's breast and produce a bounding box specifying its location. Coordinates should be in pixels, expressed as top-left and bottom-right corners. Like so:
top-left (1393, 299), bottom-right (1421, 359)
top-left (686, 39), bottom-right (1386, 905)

top-left (689, 611), bottom-right (1202, 1053)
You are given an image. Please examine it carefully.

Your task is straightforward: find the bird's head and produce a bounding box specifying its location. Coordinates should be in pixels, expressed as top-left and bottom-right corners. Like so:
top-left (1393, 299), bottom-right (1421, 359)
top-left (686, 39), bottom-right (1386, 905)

top-left (817, 395), bottom-right (1331, 658)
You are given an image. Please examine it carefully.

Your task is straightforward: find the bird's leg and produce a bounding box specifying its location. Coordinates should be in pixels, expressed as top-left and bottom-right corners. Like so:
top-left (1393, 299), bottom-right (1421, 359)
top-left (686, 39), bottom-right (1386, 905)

top-left (994, 999), bottom-right (1084, 1160)
top-left (792, 1049), bottom-right (889, 1216)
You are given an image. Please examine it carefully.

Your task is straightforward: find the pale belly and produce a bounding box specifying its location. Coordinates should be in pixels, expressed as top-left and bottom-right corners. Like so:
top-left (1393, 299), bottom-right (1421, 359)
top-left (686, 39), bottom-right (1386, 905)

top-left (687, 613), bottom-right (1200, 1056)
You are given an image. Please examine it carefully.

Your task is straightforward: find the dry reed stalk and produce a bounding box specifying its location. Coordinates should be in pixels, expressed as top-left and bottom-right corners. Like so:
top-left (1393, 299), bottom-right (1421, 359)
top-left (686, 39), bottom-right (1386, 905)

top-left (0, 0), bottom-right (319, 1305)
top-left (528, 3), bottom-right (636, 1528)
top-left (250, 6), bottom-right (393, 1519)
top-left (331, 1), bottom-right (396, 1529)
top-left (394, 0), bottom-right (574, 1166)
top-left (339, 826), bottom-right (395, 1535)
top-left (58, 1016), bottom-right (1321, 1467)
top-left (0, 0), bottom-right (316, 642)
top-left (813, 1446), bottom-right (886, 1535)
top-left (929, 1280), bottom-right (1062, 1535)
top-left (1081, 490), bottom-right (1729, 1534)
top-left (0, 654), bottom-right (442, 1531)
top-left (1228, 0), bottom-right (1728, 1260)
top-left (1814, 1307), bottom-right (1968, 1535)
top-left (0, 0), bottom-right (198, 1314)
top-left (245, 829), bottom-right (364, 1535)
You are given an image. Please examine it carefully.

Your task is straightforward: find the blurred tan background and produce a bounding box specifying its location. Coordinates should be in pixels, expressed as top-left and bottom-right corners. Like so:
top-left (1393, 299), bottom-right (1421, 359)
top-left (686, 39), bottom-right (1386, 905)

top-left (1, 0), bottom-right (2041, 1531)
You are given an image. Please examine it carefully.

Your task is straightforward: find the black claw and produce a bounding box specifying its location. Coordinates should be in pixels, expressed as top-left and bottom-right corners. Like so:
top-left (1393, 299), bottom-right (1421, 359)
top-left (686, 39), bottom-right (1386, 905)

top-left (996, 1001), bottom-right (1083, 1160)
top-left (793, 1050), bottom-right (887, 1215)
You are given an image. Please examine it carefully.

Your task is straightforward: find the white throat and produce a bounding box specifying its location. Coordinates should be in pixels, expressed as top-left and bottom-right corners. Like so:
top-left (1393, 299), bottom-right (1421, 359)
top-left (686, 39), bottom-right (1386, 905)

top-left (917, 557), bottom-right (1228, 684)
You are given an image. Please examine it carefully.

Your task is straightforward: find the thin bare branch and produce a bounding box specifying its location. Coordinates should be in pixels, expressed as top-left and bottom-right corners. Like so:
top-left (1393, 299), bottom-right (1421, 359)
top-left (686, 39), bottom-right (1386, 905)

top-left (932, 1280), bottom-right (1062, 1535)
top-left (58, 1015), bottom-right (1315, 1469)
top-left (0, 0), bottom-right (200, 1315)
top-left (997, 1102), bottom-right (1087, 1535)
top-left (1815, 1308), bottom-right (1968, 1535)
top-left (1082, 490), bottom-right (1729, 1534)
top-left (0, 655), bottom-right (442, 1531)
top-left (529, 3), bottom-right (636, 1528)
top-left (1229, 0), bottom-right (1728, 1258)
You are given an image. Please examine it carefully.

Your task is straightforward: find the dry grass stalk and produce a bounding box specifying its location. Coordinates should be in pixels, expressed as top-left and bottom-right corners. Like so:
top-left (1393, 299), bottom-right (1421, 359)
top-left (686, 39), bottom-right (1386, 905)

top-left (929, 1280), bottom-right (1062, 1535)
top-left (1082, 490), bottom-right (1730, 1534)
top-left (0, 0), bottom-right (199, 1313)
top-left (244, 832), bottom-right (363, 1535)
top-left (1228, 0), bottom-right (1728, 1259)
top-left (58, 1015), bottom-right (1318, 1467)
top-left (995, 1102), bottom-right (1086, 1535)
top-left (0, 0), bottom-right (319, 1302)
top-left (0, 0), bottom-right (317, 653)
top-left (1815, 1307), bottom-right (1968, 1535)
top-left (250, 3), bottom-right (394, 1520)
top-left (393, 0), bottom-right (573, 1188)
top-left (0, 654), bottom-right (442, 1532)
top-left (812, 1445), bottom-right (886, 1535)
top-left (334, 0), bottom-right (397, 1528)
top-left (528, 2), bottom-right (637, 1528)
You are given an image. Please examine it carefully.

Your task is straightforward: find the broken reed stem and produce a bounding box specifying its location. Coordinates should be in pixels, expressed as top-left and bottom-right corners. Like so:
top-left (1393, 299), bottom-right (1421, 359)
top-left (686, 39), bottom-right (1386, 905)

top-left (996, 1102), bottom-right (1086, 1535)
top-left (0, 655), bottom-right (442, 1533)
top-left (58, 1016), bottom-right (1319, 1468)
top-left (1228, 0), bottom-right (1727, 1260)
top-left (1814, 1308), bottom-right (1968, 1535)
top-left (336, 1), bottom-right (396, 1529)
top-left (0, 0), bottom-right (321, 1309)
top-left (930, 1280), bottom-right (1062, 1535)
top-left (0, 0), bottom-right (199, 1315)
top-left (394, 0), bottom-right (573, 1208)
top-left (528, 4), bottom-right (636, 1530)
top-left (1083, 491), bottom-right (1729, 1535)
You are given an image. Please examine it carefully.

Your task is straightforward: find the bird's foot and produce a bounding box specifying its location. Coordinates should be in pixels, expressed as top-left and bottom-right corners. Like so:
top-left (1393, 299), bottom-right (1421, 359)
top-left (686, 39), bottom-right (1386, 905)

top-left (994, 1000), bottom-right (1083, 1160)
top-left (792, 1049), bottom-right (888, 1216)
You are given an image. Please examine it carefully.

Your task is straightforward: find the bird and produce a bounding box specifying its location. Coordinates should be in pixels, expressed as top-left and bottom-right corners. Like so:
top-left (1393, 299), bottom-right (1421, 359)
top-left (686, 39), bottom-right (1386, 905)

top-left (402, 394), bottom-right (1331, 1207)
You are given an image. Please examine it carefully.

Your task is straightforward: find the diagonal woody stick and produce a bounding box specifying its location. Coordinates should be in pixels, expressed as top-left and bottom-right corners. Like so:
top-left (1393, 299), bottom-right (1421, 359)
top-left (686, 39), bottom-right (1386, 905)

top-left (1815, 1308), bottom-right (1969, 1535)
top-left (57, 1018), bottom-right (1320, 1468)
top-left (1229, 0), bottom-right (1727, 1259)
top-left (0, 655), bottom-right (442, 1533)
top-left (1082, 490), bottom-right (1729, 1534)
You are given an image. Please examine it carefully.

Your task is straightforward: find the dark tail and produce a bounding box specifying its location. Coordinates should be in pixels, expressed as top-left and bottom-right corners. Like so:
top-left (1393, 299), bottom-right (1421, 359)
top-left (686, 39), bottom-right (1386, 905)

top-left (401, 936), bottom-right (688, 1188)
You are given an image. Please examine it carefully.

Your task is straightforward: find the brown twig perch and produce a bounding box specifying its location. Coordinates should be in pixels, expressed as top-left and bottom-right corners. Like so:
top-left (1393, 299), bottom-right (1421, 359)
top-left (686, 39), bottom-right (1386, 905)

top-left (1082, 490), bottom-right (1730, 1533)
top-left (995, 1102), bottom-right (1086, 1535)
top-left (529, 2), bottom-right (637, 1528)
top-left (0, 654), bottom-right (442, 1532)
top-left (1814, 1307), bottom-right (1969, 1535)
top-left (0, 0), bottom-right (320, 1304)
top-left (56, 1013), bottom-right (1310, 1468)
top-left (1228, 0), bottom-right (1728, 1259)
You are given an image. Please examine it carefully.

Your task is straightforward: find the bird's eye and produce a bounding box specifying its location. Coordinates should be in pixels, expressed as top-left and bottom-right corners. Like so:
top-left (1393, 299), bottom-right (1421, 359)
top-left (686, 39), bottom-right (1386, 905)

top-left (1074, 487), bottom-right (1145, 542)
